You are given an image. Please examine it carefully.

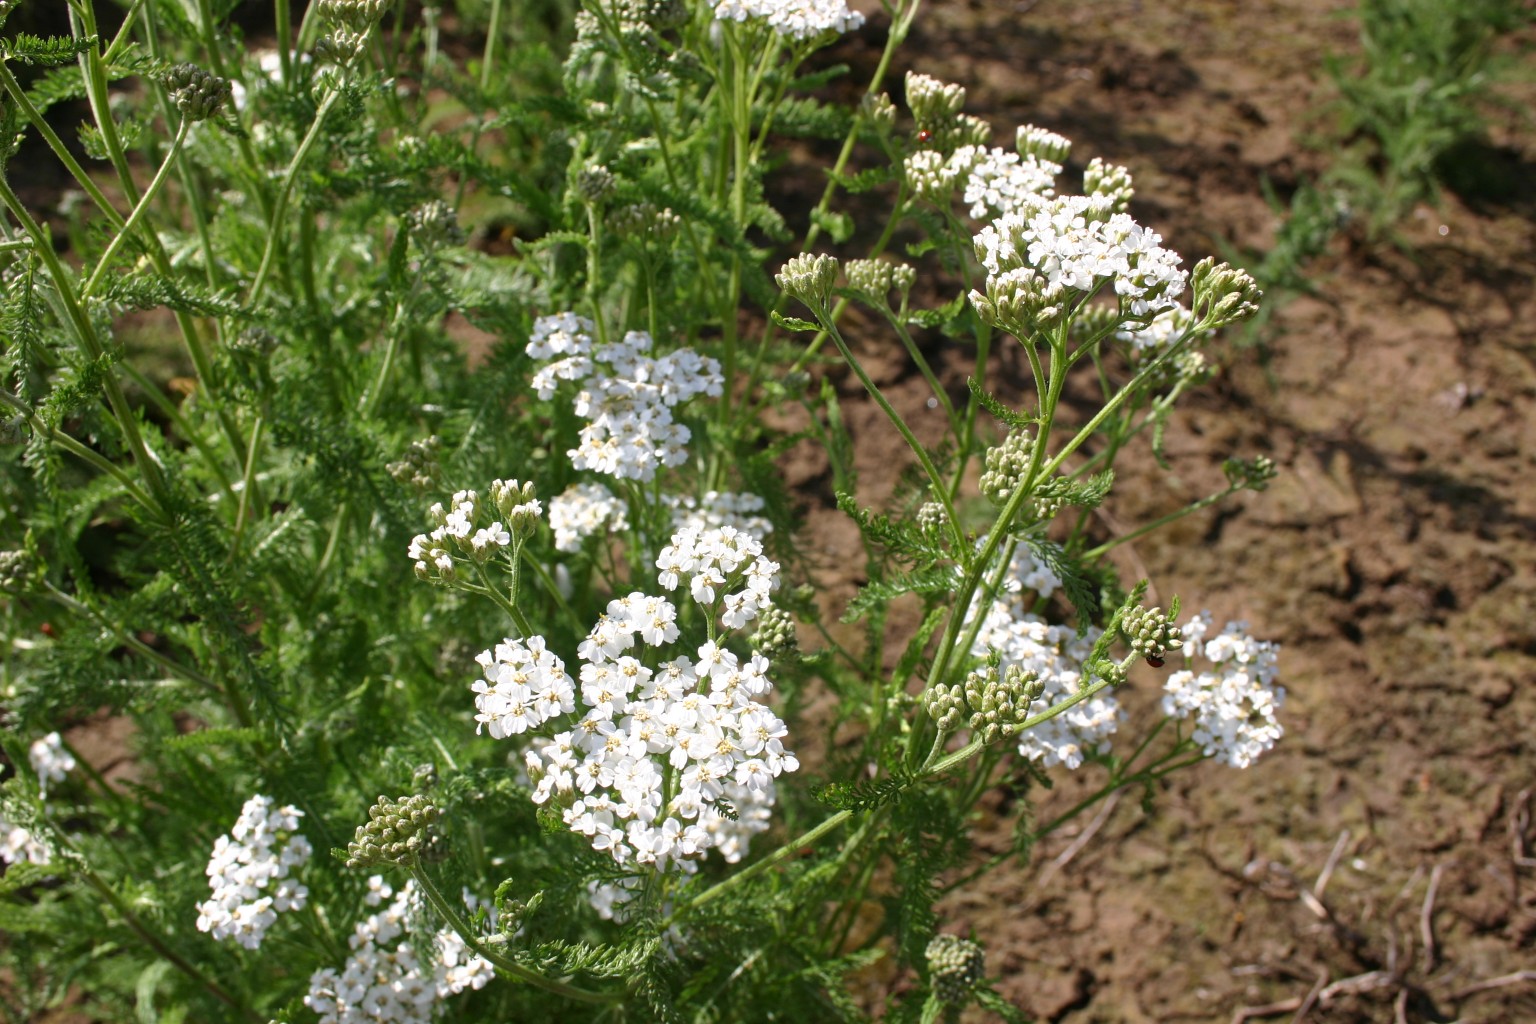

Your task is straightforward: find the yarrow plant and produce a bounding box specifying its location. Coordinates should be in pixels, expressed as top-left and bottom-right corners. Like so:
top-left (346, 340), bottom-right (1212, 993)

top-left (0, 0), bottom-right (1284, 1020)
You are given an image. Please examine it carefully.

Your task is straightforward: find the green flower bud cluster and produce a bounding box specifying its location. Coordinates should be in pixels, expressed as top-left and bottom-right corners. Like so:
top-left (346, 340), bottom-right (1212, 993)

top-left (863, 92), bottom-right (897, 132)
top-left (574, 164), bottom-right (617, 204)
top-left (1016, 124), bottom-right (1072, 164)
top-left (905, 72), bottom-right (966, 133)
top-left (489, 478), bottom-right (541, 540)
top-left (0, 548), bottom-right (38, 594)
top-left (406, 200), bottom-right (464, 252)
top-left (610, 202), bottom-right (681, 244)
top-left (386, 436), bottom-right (443, 494)
top-left (749, 605), bottom-right (798, 662)
top-left (1191, 257), bottom-right (1263, 329)
top-left (1223, 454), bottom-right (1277, 492)
top-left (925, 934), bottom-right (985, 1005)
top-left (777, 253), bottom-right (839, 312)
top-left (1120, 605), bottom-right (1184, 661)
top-left (844, 258), bottom-right (916, 311)
top-left (978, 429), bottom-right (1035, 506)
top-left (924, 661), bottom-right (1044, 741)
top-left (163, 64), bottom-right (231, 123)
top-left (316, 0), bottom-right (389, 31)
top-left (344, 794), bottom-right (440, 868)
top-left (1084, 157), bottom-right (1134, 213)
top-left (915, 500), bottom-right (947, 536)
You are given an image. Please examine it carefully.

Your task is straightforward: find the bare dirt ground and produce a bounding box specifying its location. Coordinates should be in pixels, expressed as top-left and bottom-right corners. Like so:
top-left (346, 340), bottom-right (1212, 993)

top-left (795, 1), bottom-right (1536, 1020)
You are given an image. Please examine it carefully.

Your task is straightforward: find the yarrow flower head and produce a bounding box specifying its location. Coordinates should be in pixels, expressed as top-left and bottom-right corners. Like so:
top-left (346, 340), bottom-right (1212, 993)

top-left (525, 314), bottom-right (723, 482)
top-left (195, 794), bottom-right (312, 950)
top-left (1161, 613), bottom-right (1283, 768)
top-left (304, 878), bottom-right (493, 1024)
top-left (711, 0), bottom-right (864, 40)
top-left (472, 637), bottom-right (577, 738)
top-left (28, 732), bottom-right (75, 798)
top-left (655, 525), bottom-right (780, 629)
top-left (665, 490), bottom-right (774, 540)
top-left (492, 544), bottom-right (796, 872)
top-left (549, 482), bottom-right (630, 552)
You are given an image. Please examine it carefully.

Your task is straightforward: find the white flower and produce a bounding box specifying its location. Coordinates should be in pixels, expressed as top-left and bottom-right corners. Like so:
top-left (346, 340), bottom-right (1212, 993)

top-left (711, 0), bottom-right (864, 39)
top-left (1161, 615), bottom-right (1283, 768)
top-left (29, 732), bottom-right (75, 797)
top-left (472, 636), bottom-right (577, 739)
top-left (549, 482), bottom-right (629, 552)
top-left (195, 794), bottom-right (311, 949)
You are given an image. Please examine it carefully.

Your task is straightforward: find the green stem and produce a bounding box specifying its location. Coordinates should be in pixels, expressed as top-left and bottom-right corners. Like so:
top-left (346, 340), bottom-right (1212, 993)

top-left (409, 860), bottom-right (619, 1004)
top-left (0, 65), bottom-right (124, 229)
top-left (80, 118), bottom-right (188, 298)
top-left (42, 583), bottom-right (223, 697)
top-left (249, 88), bottom-right (343, 305)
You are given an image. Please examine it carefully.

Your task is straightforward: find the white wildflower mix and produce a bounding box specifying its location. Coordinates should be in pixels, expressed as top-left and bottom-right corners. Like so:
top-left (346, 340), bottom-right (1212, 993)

top-left (996, 544), bottom-right (1064, 601)
top-left (304, 878), bottom-right (493, 1024)
top-left (711, 0), bottom-right (864, 40)
top-left (1161, 613), bottom-right (1284, 768)
top-left (28, 732), bottom-right (75, 797)
top-left (195, 794), bottom-right (313, 950)
top-left (525, 314), bottom-right (723, 483)
top-left (549, 482), bottom-right (630, 552)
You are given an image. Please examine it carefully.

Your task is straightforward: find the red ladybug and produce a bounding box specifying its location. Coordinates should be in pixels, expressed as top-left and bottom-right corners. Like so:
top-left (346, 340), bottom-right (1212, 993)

top-left (916, 129), bottom-right (932, 143)
top-left (1144, 655), bottom-right (1165, 668)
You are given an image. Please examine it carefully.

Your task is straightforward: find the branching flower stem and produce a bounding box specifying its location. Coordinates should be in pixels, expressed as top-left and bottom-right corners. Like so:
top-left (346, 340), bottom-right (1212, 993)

top-left (407, 860), bottom-right (621, 1005)
top-left (249, 87), bottom-right (344, 305)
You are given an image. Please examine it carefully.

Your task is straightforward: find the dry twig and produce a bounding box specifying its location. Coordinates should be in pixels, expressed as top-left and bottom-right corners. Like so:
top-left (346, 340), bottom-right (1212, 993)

top-left (1419, 862), bottom-right (1445, 974)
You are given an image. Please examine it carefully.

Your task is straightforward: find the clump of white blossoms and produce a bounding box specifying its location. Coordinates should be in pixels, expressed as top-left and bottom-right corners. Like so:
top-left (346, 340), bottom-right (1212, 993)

top-left (508, 530), bottom-right (795, 870)
top-left (1161, 613), bottom-right (1284, 769)
top-left (28, 731), bottom-right (75, 797)
top-left (524, 313), bottom-right (723, 482)
top-left (304, 877), bottom-right (493, 1024)
top-left (472, 635), bottom-right (577, 738)
top-left (0, 813), bottom-right (50, 867)
top-left (548, 482), bottom-right (629, 552)
top-left (195, 794), bottom-right (313, 950)
top-left (665, 490), bottom-right (773, 541)
top-left (711, 0), bottom-right (864, 39)
top-left (956, 144), bottom-right (1060, 220)
top-left (972, 602), bottom-right (1114, 770)
top-left (407, 480), bottom-right (541, 583)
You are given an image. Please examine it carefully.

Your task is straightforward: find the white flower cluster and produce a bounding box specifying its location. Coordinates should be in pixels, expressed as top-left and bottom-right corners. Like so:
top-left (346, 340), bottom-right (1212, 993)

top-left (519, 571), bottom-right (797, 869)
top-left (656, 525), bottom-right (780, 629)
top-left (711, 0), bottom-right (864, 39)
top-left (304, 877), bottom-right (493, 1024)
top-left (666, 490), bottom-right (773, 540)
top-left (472, 636), bottom-right (577, 738)
top-left (1161, 613), bottom-right (1284, 769)
top-left (969, 588), bottom-right (1114, 769)
top-left (549, 482), bottom-right (629, 552)
top-left (0, 816), bottom-right (50, 866)
top-left (1115, 304), bottom-right (1206, 356)
top-left (195, 794), bottom-right (312, 950)
top-left (956, 145), bottom-right (1060, 220)
top-left (525, 313), bottom-right (723, 482)
top-left (996, 544), bottom-right (1064, 601)
top-left (407, 482), bottom-right (540, 580)
top-left (29, 731), bottom-right (75, 797)
top-left (974, 193), bottom-right (1188, 323)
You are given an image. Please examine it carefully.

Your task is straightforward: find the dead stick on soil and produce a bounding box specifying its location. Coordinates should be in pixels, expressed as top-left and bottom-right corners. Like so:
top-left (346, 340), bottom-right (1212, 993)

top-left (1037, 791), bottom-right (1121, 887)
top-left (1314, 829), bottom-right (1350, 899)
top-left (1452, 970), bottom-right (1536, 999)
top-left (1319, 970), bottom-right (1394, 1000)
top-left (1229, 997), bottom-right (1301, 1024)
top-left (1511, 788), bottom-right (1536, 868)
top-left (1393, 988), bottom-right (1409, 1024)
top-left (1420, 862), bottom-right (1445, 974)
top-left (1289, 969), bottom-right (1327, 1023)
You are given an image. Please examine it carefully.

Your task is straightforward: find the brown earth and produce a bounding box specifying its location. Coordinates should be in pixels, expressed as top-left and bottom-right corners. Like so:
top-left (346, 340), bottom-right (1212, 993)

top-left (790, 1), bottom-right (1536, 1021)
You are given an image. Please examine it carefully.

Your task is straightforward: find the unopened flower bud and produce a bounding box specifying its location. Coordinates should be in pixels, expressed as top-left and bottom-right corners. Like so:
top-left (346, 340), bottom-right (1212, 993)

top-left (905, 72), bottom-right (966, 131)
top-left (574, 164), bottom-right (616, 204)
top-left (926, 934), bottom-right (985, 1005)
top-left (1084, 157), bottom-right (1134, 213)
top-left (1016, 124), bottom-right (1071, 164)
top-left (164, 64), bottom-right (232, 122)
top-left (777, 252), bottom-right (839, 312)
top-left (345, 793), bottom-right (441, 868)
top-left (1223, 454), bottom-right (1277, 492)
